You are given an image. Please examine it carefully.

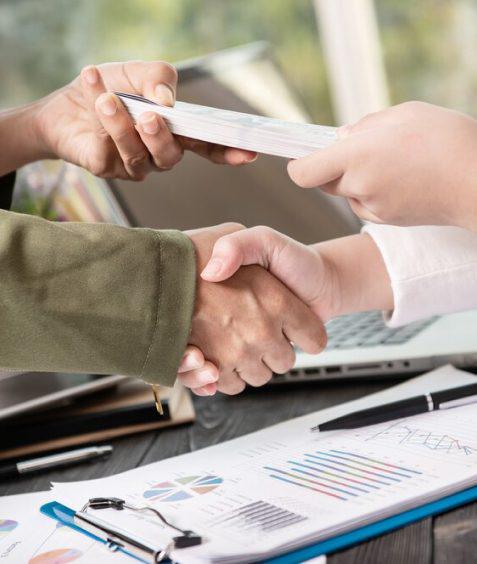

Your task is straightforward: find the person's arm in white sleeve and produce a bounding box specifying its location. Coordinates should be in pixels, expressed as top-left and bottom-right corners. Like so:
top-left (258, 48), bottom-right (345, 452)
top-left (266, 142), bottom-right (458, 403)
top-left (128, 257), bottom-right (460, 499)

top-left (362, 224), bottom-right (477, 326)
top-left (192, 225), bottom-right (477, 332)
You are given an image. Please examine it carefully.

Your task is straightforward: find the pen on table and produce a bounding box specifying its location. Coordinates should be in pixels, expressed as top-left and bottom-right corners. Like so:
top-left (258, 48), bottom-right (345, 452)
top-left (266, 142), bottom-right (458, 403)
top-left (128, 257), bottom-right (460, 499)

top-left (0, 445), bottom-right (113, 480)
top-left (311, 382), bottom-right (477, 432)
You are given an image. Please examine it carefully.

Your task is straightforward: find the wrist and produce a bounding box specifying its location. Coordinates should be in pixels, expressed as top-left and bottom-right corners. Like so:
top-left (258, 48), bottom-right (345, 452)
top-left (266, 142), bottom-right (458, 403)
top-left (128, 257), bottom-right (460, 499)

top-left (313, 233), bottom-right (394, 319)
top-left (0, 99), bottom-right (54, 175)
top-left (310, 245), bottom-right (346, 322)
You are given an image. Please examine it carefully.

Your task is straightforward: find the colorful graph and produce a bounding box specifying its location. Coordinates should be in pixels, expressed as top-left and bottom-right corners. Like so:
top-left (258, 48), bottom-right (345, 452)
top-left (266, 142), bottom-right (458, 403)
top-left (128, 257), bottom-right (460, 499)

top-left (210, 501), bottom-right (307, 533)
top-left (143, 475), bottom-right (223, 502)
top-left (265, 449), bottom-right (422, 501)
top-left (0, 519), bottom-right (17, 538)
top-left (366, 420), bottom-right (477, 455)
top-left (29, 548), bottom-right (82, 564)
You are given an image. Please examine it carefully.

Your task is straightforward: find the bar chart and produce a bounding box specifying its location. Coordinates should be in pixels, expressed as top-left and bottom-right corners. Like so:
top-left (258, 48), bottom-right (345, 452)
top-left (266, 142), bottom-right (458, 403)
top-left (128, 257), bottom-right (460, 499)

top-left (264, 449), bottom-right (422, 502)
top-left (210, 500), bottom-right (307, 534)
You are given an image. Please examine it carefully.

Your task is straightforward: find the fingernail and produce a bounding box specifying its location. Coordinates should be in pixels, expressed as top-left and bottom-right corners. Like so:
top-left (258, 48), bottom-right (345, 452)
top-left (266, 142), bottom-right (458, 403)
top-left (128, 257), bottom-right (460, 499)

top-left (201, 258), bottom-right (223, 279)
top-left (180, 352), bottom-right (201, 371)
top-left (198, 370), bottom-right (217, 385)
top-left (155, 84), bottom-right (175, 106)
top-left (99, 95), bottom-right (117, 116)
top-left (83, 65), bottom-right (98, 85)
top-left (140, 114), bottom-right (159, 134)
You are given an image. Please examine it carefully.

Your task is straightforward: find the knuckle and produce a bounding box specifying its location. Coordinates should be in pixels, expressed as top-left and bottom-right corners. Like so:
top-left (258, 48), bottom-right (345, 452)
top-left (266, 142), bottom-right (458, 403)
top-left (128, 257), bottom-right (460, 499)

top-left (129, 171), bottom-right (147, 182)
top-left (250, 323), bottom-right (274, 347)
top-left (124, 152), bottom-right (149, 170)
top-left (219, 378), bottom-right (246, 395)
top-left (273, 349), bottom-right (296, 374)
top-left (253, 225), bottom-right (275, 243)
top-left (247, 370), bottom-right (272, 387)
top-left (309, 323), bottom-right (327, 353)
top-left (88, 155), bottom-right (116, 179)
top-left (220, 221), bottom-right (246, 232)
top-left (162, 61), bottom-right (178, 80)
top-left (151, 60), bottom-right (178, 82)
top-left (157, 151), bottom-right (183, 170)
top-left (398, 100), bottom-right (427, 115)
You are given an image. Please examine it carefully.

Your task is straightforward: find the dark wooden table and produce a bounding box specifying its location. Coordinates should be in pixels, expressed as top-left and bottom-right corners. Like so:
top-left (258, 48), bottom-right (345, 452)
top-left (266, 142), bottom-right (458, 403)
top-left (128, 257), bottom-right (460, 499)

top-left (1, 379), bottom-right (475, 563)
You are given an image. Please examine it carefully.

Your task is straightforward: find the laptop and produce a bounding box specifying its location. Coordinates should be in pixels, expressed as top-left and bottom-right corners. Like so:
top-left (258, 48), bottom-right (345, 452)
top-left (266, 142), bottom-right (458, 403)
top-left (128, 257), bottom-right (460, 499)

top-left (108, 42), bottom-right (477, 382)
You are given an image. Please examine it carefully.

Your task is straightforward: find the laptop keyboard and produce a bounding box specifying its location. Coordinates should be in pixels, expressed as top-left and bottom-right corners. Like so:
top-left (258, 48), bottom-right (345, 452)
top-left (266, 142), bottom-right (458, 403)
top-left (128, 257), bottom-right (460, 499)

top-left (324, 311), bottom-right (437, 350)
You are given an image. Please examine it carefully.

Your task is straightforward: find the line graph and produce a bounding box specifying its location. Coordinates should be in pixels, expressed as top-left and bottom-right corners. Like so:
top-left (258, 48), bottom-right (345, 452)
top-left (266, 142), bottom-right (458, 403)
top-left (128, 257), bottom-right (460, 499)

top-left (365, 420), bottom-right (477, 456)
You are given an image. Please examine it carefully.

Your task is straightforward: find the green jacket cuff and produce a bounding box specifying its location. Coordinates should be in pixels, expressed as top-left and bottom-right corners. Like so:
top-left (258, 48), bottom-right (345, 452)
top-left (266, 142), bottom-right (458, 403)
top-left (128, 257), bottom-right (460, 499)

top-left (141, 230), bottom-right (196, 386)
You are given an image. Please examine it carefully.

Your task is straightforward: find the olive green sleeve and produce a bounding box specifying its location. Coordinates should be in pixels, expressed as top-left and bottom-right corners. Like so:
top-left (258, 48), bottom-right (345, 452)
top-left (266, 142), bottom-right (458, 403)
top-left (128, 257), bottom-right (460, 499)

top-left (0, 210), bottom-right (196, 386)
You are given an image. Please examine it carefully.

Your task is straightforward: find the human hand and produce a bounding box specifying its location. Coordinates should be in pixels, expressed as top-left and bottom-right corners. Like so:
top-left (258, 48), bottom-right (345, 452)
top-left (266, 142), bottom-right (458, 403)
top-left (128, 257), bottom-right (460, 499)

top-left (200, 225), bottom-right (393, 325)
top-left (28, 61), bottom-right (256, 180)
top-left (288, 101), bottom-right (477, 231)
top-left (178, 224), bottom-right (327, 396)
top-left (200, 226), bottom-right (337, 322)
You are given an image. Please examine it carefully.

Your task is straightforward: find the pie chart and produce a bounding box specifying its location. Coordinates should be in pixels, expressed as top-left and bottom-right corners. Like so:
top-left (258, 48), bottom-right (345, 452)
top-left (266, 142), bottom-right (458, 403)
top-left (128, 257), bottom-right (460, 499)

top-left (143, 475), bottom-right (223, 502)
top-left (0, 519), bottom-right (17, 538)
top-left (29, 548), bottom-right (82, 564)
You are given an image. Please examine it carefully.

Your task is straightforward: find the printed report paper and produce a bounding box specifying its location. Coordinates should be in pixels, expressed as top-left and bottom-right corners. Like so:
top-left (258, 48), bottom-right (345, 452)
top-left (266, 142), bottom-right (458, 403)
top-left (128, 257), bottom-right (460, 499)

top-left (51, 366), bottom-right (477, 563)
top-left (0, 491), bottom-right (131, 562)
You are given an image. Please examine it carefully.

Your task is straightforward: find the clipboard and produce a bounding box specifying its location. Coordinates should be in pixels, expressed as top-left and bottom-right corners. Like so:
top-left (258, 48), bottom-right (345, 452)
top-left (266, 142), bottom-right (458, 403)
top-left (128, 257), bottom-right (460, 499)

top-left (41, 485), bottom-right (477, 563)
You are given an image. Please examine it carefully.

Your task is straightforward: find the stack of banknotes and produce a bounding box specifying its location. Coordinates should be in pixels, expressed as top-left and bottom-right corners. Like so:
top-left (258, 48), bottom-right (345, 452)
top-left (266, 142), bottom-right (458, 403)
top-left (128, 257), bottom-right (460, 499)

top-left (117, 92), bottom-right (337, 159)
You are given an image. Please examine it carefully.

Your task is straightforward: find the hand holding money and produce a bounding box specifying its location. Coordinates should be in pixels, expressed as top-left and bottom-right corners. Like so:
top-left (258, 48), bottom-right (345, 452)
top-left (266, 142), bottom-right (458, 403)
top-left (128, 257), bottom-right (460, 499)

top-left (117, 92), bottom-right (337, 160)
top-left (1, 62), bottom-right (256, 180)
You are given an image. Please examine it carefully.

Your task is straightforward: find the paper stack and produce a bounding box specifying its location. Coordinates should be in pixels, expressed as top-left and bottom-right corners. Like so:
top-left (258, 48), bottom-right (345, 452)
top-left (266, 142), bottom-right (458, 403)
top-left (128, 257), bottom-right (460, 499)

top-left (50, 366), bottom-right (477, 563)
top-left (117, 92), bottom-right (338, 159)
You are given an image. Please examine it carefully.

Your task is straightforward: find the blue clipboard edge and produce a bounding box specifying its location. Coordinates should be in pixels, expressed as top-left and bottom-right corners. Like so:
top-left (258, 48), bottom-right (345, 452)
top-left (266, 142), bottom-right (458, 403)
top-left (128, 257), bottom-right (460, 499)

top-left (41, 486), bottom-right (477, 564)
top-left (265, 485), bottom-right (477, 563)
top-left (40, 501), bottom-right (145, 562)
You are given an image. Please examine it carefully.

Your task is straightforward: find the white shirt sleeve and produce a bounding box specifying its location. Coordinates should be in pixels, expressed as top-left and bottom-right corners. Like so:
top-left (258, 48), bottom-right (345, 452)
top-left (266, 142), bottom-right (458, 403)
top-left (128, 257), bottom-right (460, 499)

top-left (362, 224), bottom-right (477, 327)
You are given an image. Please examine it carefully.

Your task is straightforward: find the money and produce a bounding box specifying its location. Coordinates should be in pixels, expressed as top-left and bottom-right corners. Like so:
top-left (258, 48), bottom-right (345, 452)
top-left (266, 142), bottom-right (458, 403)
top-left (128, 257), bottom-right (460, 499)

top-left (116, 92), bottom-right (337, 159)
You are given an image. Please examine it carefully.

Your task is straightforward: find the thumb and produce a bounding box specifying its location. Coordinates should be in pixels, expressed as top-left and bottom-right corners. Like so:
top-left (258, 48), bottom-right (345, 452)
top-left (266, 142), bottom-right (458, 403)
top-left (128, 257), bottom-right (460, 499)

top-left (287, 139), bottom-right (349, 188)
top-left (200, 227), bottom-right (282, 282)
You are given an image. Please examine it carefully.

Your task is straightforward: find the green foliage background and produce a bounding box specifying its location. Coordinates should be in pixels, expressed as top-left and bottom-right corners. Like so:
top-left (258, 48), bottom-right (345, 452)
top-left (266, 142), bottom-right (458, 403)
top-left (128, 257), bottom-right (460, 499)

top-left (1, 0), bottom-right (476, 123)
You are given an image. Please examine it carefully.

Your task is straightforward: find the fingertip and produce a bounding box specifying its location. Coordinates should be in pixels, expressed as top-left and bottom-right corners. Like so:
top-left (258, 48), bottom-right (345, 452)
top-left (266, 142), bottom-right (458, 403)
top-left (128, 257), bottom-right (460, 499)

top-left (223, 147), bottom-right (257, 166)
top-left (287, 159), bottom-right (301, 185)
top-left (154, 83), bottom-right (175, 107)
top-left (138, 111), bottom-right (160, 135)
top-left (81, 65), bottom-right (99, 86)
top-left (178, 348), bottom-right (204, 372)
top-left (200, 258), bottom-right (225, 281)
top-left (203, 383), bottom-right (218, 395)
top-left (96, 92), bottom-right (118, 117)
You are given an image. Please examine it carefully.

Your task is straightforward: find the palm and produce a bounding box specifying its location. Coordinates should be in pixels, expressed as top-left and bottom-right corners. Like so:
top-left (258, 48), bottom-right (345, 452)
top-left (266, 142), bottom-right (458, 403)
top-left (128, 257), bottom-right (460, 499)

top-left (38, 63), bottom-right (140, 177)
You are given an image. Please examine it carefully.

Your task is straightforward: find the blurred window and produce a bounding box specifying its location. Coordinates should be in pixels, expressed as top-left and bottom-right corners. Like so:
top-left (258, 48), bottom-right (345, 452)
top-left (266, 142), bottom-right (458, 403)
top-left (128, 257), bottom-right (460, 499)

top-left (376, 0), bottom-right (477, 114)
top-left (0, 0), bottom-right (333, 124)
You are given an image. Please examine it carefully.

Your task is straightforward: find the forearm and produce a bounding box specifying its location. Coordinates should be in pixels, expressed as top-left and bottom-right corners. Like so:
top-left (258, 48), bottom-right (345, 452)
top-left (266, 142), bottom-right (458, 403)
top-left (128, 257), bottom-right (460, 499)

top-left (0, 211), bottom-right (196, 385)
top-left (313, 233), bottom-right (394, 319)
top-left (0, 101), bottom-right (52, 176)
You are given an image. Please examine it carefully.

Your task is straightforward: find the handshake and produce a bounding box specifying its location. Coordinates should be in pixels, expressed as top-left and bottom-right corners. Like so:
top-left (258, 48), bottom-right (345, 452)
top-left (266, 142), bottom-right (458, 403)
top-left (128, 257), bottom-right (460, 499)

top-left (176, 222), bottom-right (370, 396)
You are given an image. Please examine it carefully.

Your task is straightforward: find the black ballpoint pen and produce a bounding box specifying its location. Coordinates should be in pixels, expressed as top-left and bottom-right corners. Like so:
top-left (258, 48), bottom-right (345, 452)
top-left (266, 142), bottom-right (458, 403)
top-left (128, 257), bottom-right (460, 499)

top-left (0, 445), bottom-right (113, 480)
top-left (311, 382), bottom-right (477, 432)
